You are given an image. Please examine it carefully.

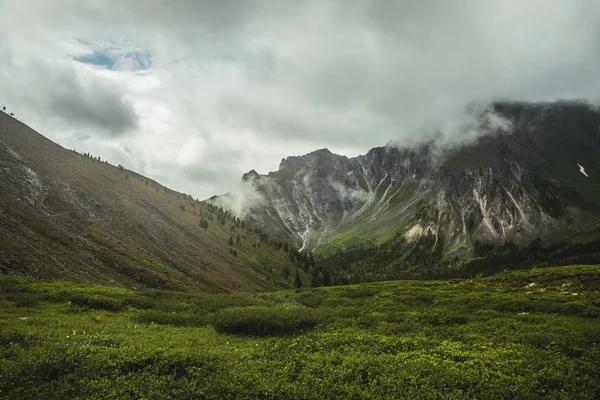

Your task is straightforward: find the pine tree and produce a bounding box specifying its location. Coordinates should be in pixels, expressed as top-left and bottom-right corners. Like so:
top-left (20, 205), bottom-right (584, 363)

top-left (228, 236), bottom-right (233, 246)
top-left (199, 219), bottom-right (209, 231)
top-left (311, 268), bottom-right (320, 287)
top-left (294, 268), bottom-right (302, 288)
top-left (322, 271), bottom-right (332, 286)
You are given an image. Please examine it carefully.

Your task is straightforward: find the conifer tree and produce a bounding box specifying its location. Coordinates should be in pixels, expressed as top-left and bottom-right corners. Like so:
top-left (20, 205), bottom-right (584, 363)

top-left (294, 268), bottom-right (302, 288)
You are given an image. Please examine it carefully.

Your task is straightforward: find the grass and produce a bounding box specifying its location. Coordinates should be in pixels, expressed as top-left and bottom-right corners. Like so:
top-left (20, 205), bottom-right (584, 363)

top-left (1, 264), bottom-right (599, 399)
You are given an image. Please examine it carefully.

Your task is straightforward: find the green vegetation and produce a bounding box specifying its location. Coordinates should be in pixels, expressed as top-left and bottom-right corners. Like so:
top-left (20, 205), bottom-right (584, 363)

top-left (318, 235), bottom-right (443, 284)
top-left (318, 231), bottom-right (600, 284)
top-left (213, 305), bottom-right (320, 336)
top-left (1, 265), bottom-right (599, 399)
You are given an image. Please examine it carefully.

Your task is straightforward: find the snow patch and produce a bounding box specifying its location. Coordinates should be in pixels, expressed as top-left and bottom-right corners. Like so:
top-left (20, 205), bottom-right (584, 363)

top-left (578, 163), bottom-right (589, 177)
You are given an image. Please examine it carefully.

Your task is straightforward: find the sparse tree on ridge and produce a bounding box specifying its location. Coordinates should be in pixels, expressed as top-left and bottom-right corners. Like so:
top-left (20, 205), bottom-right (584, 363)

top-left (199, 219), bottom-right (209, 232)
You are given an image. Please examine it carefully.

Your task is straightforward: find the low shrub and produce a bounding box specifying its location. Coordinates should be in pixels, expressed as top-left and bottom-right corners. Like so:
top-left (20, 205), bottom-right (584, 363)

top-left (123, 295), bottom-right (154, 310)
top-left (134, 310), bottom-right (209, 327)
top-left (296, 291), bottom-right (325, 308)
top-left (6, 293), bottom-right (40, 308)
top-left (212, 305), bottom-right (322, 336)
top-left (0, 331), bottom-right (37, 348)
top-left (69, 294), bottom-right (126, 311)
top-left (418, 312), bottom-right (469, 326)
top-left (341, 286), bottom-right (379, 299)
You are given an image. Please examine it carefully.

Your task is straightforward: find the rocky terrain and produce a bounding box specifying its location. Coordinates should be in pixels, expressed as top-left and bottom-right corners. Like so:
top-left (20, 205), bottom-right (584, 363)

top-left (214, 101), bottom-right (600, 257)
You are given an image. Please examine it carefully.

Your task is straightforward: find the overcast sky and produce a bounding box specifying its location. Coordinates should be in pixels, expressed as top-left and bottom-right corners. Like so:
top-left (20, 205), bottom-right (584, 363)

top-left (2, 1), bottom-right (600, 199)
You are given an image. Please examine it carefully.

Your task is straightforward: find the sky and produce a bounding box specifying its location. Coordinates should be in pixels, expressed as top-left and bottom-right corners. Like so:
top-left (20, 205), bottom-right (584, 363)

top-left (1, 1), bottom-right (600, 200)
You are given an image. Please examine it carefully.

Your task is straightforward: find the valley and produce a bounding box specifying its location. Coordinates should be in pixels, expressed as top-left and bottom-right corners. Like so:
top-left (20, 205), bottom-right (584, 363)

top-left (3, 2), bottom-right (600, 398)
top-left (1, 265), bottom-right (599, 399)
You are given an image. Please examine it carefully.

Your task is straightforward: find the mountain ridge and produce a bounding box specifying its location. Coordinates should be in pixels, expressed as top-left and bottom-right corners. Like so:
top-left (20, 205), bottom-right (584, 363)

top-left (212, 100), bottom-right (600, 258)
top-left (0, 111), bottom-right (311, 292)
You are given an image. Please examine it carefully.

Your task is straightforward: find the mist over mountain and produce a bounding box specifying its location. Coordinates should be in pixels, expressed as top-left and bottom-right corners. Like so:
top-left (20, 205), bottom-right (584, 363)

top-left (212, 100), bottom-right (600, 261)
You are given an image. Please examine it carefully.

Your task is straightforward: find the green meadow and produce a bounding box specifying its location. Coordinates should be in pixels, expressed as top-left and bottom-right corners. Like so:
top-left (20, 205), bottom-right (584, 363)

top-left (1, 265), bottom-right (599, 399)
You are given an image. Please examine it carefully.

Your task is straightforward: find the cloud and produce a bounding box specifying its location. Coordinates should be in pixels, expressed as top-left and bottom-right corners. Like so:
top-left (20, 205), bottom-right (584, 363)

top-left (389, 102), bottom-right (515, 152)
top-left (1, 0), bottom-right (600, 199)
top-left (48, 63), bottom-right (139, 136)
top-left (208, 175), bottom-right (267, 218)
top-left (0, 41), bottom-right (139, 137)
top-left (329, 180), bottom-right (373, 203)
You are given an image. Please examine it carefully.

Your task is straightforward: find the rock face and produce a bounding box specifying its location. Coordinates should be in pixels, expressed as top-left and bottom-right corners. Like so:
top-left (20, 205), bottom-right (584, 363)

top-left (214, 101), bottom-right (600, 256)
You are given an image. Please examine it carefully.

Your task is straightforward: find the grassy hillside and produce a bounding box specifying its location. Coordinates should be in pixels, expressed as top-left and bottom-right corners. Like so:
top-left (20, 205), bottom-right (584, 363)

top-left (1, 265), bottom-right (599, 399)
top-left (313, 190), bottom-right (429, 256)
top-left (0, 112), bottom-right (310, 293)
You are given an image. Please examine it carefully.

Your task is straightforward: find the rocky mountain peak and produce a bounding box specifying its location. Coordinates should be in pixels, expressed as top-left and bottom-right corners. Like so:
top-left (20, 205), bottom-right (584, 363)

top-left (278, 148), bottom-right (341, 171)
top-left (242, 169), bottom-right (259, 182)
top-left (215, 101), bottom-right (600, 255)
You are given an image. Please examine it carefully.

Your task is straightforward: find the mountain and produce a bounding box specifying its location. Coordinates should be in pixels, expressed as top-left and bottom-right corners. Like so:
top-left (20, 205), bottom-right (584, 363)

top-left (213, 101), bottom-right (600, 263)
top-left (0, 111), bottom-right (310, 292)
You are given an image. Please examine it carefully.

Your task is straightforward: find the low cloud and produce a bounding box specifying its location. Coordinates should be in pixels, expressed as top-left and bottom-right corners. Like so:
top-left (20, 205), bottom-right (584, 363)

top-left (208, 176), bottom-right (266, 218)
top-left (390, 103), bottom-right (515, 152)
top-left (329, 180), bottom-right (373, 203)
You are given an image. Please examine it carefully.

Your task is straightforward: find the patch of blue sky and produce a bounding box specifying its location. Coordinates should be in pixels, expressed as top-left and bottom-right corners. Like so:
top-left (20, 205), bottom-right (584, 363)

top-left (73, 40), bottom-right (152, 71)
top-left (74, 52), bottom-right (115, 69)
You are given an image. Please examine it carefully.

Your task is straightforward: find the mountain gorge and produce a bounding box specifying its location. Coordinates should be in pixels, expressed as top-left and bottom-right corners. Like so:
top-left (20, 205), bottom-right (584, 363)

top-left (214, 101), bottom-right (600, 264)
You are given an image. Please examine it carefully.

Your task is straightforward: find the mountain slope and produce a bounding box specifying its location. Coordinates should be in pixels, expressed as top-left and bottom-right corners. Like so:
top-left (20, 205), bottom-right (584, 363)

top-left (0, 111), bottom-right (309, 292)
top-left (215, 101), bottom-right (600, 258)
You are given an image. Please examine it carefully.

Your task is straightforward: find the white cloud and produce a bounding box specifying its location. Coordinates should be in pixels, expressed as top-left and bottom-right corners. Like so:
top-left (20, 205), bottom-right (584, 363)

top-left (1, 0), bottom-right (600, 199)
